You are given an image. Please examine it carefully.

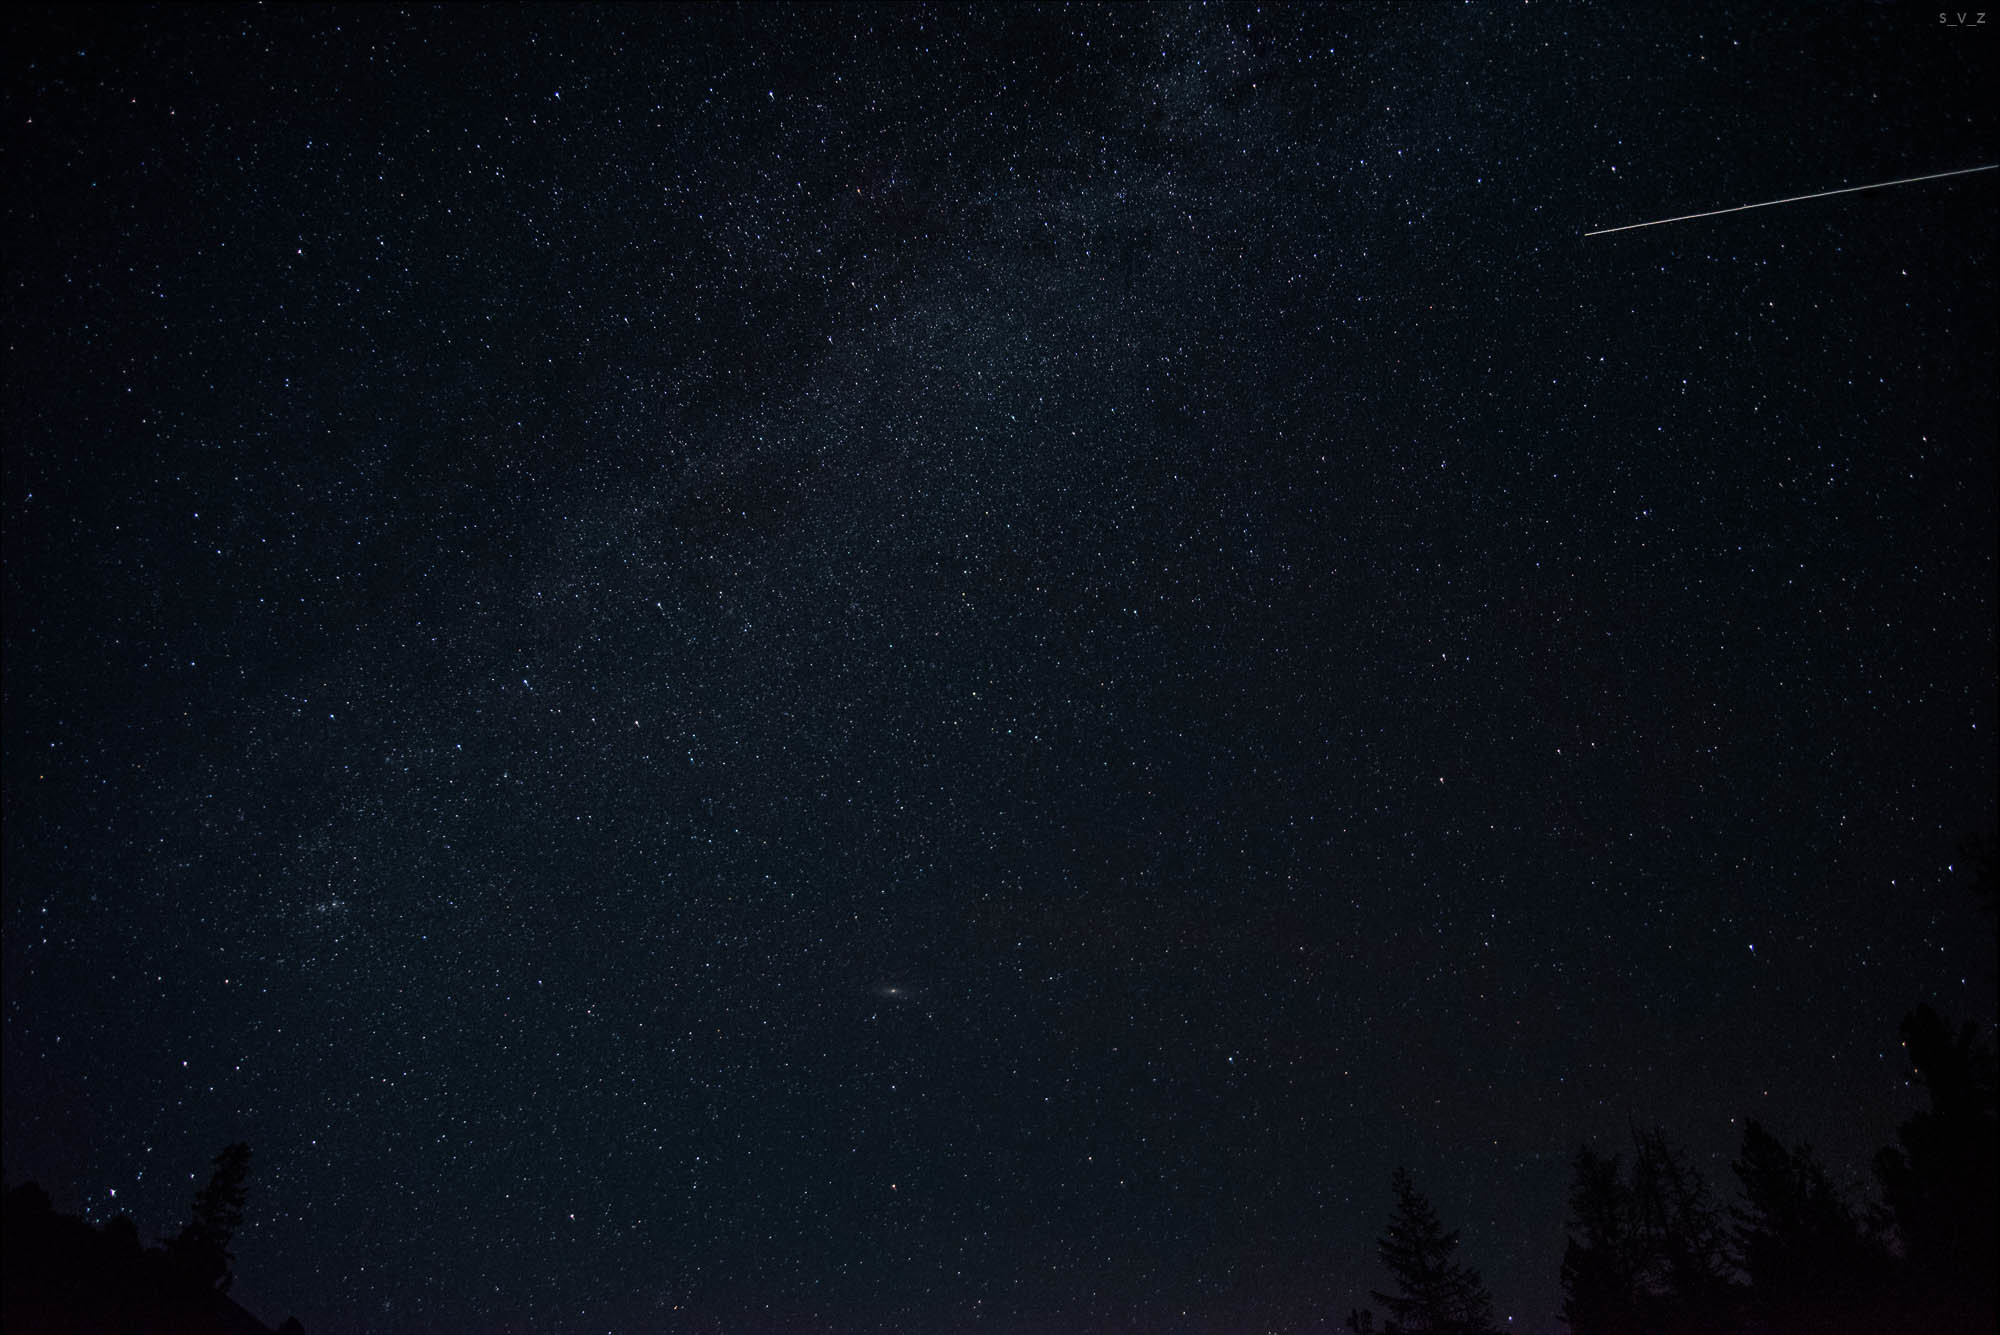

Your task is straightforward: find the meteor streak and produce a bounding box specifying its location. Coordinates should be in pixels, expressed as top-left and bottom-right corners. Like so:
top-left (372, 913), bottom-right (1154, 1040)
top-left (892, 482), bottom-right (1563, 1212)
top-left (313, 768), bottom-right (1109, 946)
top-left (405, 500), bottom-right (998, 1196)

top-left (1583, 163), bottom-right (1997, 237)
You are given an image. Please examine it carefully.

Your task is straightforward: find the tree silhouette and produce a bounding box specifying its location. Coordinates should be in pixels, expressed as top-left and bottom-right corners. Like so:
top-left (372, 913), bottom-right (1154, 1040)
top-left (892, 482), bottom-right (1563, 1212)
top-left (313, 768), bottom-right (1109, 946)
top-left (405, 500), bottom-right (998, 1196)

top-left (1956, 830), bottom-right (1996, 945)
top-left (1559, 1146), bottom-right (1636, 1335)
top-left (1729, 1119), bottom-right (1889, 1313)
top-left (1626, 1127), bottom-right (1730, 1317)
top-left (1368, 1167), bottom-right (1500, 1335)
top-left (1873, 1005), bottom-right (1998, 1323)
top-left (1558, 1130), bottom-right (1731, 1334)
top-left (165, 1141), bottom-right (253, 1297)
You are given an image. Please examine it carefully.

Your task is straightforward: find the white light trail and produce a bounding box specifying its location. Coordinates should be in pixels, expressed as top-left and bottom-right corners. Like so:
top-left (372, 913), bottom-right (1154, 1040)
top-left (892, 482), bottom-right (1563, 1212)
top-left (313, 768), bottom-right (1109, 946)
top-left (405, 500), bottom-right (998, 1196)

top-left (1583, 163), bottom-right (1997, 237)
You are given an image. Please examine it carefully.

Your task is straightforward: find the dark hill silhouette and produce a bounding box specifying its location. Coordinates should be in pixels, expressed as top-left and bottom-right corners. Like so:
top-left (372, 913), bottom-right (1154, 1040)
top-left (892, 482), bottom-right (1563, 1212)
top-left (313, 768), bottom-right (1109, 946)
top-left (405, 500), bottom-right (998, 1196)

top-left (3, 1144), bottom-right (304, 1335)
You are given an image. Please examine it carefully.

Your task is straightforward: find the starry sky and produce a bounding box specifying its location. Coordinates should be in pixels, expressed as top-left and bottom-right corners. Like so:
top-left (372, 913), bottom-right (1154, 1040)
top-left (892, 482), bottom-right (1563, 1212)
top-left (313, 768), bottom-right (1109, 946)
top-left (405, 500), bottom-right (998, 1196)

top-left (3, 5), bottom-right (1994, 1332)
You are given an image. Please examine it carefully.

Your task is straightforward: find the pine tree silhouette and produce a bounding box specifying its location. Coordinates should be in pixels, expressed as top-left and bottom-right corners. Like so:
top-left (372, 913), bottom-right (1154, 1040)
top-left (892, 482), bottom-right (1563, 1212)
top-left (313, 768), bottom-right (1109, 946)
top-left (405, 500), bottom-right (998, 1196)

top-left (166, 1141), bottom-right (253, 1297)
top-left (1558, 1131), bottom-right (1732, 1334)
top-left (1873, 1005), bottom-right (1998, 1323)
top-left (1369, 1167), bottom-right (1500, 1335)
top-left (1626, 1127), bottom-right (1730, 1318)
top-left (1730, 1120), bottom-right (1888, 1308)
top-left (1559, 1146), bottom-right (1636, 1335)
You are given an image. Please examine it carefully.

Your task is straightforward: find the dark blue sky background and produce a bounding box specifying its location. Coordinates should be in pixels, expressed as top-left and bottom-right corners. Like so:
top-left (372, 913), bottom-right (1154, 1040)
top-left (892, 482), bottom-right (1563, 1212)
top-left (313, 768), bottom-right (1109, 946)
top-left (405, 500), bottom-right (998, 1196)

top-left (4, 5), bottom-right (1993, 1331)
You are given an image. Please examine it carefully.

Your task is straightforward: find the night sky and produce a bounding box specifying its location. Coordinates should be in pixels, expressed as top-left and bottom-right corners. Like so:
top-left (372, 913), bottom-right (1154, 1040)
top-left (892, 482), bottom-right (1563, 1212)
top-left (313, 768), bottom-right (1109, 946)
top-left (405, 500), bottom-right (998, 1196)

top-left (3, 5), bottom-right (1994, 1333)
